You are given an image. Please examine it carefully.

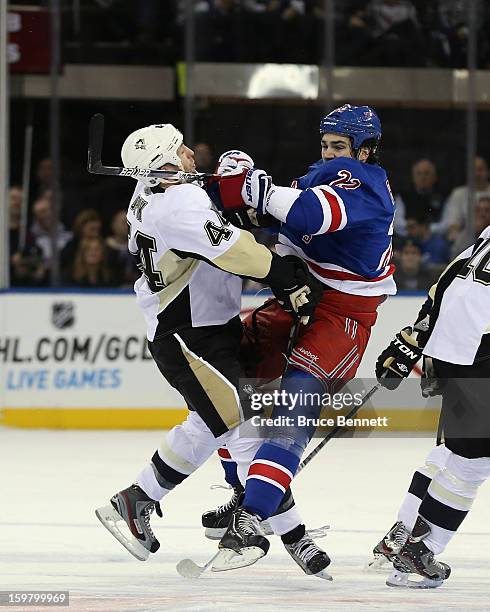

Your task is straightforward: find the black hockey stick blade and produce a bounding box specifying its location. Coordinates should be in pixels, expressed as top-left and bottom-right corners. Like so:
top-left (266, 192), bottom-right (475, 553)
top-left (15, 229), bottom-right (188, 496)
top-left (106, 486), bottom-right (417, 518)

top-left (87, 113), bottom-right (218, 183)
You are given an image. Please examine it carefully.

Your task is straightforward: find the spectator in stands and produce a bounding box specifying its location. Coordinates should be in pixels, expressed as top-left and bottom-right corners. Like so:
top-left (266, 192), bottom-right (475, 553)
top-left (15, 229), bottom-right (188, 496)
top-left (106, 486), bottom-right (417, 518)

top-left (393, 239), bottom-right (437, 291)
top-left (441, 155), bottom-right (490, 241)
top-left (65, 237), bottom-right (120, 288)
top-left (244, 0), bottom-right (305, 19)
top-left (9, 186), bottom-right (48, 286)
top-left (405, 211), bottom-right (451, 265)
top-left (394, 158), bottom-right (445, 235)
top-left (451, 194), bottom-right (490, 258)
top-left (422, 0), bottom-right (489, 68)
top-left (341, 0), bottom-right (425, 67)
top-left (29, 196), bottom-right (72, 265)
top-left (8, 186), bottom-right (23, 254)
top-left (34, 157), bottom-right (53, 199)
top-left (243, 1), bottom-right (310, 62)
top-left (194, 142), bottom-right (215, 173)
top-left (61, 208), bottom-right (103, 273)
top-left (188, 0), bottom-right (242, 62)
top-left (106, 210), bottom-right (139, 286)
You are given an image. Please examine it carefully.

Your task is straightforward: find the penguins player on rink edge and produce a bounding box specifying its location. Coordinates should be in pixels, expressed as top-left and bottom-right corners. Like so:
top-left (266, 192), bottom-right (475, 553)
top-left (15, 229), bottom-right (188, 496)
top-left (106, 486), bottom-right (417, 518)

top-left (370, 225), bottom-right (490, 589)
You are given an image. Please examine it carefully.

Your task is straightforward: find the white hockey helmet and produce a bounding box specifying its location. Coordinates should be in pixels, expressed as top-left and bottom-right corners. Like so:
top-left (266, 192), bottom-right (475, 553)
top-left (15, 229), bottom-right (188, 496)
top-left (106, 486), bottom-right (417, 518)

top-left (121, 123), bottom-right (184, 187)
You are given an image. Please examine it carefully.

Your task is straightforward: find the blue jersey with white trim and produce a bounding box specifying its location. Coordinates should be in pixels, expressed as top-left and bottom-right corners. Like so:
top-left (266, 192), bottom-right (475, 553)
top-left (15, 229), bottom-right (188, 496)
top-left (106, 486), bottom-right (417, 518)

top-left (277, 157), bottom-right (397, 295)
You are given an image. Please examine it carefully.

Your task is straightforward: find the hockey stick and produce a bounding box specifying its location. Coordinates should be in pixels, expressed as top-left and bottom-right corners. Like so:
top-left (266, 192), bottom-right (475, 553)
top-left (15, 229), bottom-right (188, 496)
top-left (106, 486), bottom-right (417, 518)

top-left (296, 380), bottom-right (382, 474)
top-left (87, 113), bottom-right (219, 184)
top-left (176, 551), bottom-right (221, 579)
top-left (283, 318), bottom-right (301, 375)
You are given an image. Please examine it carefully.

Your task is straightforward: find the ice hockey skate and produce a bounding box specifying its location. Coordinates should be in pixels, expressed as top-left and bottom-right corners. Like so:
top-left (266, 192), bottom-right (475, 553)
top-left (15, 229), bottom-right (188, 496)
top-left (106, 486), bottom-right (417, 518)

top-left (212, 506), bottom-right (270, 571)
top-left (95, 484), bottom-right (162, 561)
top-left (365, 521), bottom-right (410, 572)
top-left (202, 485), bottom-right (273, 540)
top-left (387, 517), bottom-right (451, 589)
top-left (282, 524), bottom-right (332, 580)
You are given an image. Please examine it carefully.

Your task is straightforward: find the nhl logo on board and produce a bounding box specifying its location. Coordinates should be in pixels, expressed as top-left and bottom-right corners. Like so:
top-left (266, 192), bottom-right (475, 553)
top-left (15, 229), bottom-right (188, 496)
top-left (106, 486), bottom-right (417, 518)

top-left (51, 302), bottom-right (75, 329)
top-left (135, 138), bottom-right (146, 150)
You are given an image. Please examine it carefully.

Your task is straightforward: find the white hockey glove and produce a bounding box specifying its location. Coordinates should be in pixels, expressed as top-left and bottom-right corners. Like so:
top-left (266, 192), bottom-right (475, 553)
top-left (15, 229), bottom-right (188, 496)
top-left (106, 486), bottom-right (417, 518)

top-left (216, 150), bottom-right (254, 176)
top-left (241, 168), bottom-right (272, 215)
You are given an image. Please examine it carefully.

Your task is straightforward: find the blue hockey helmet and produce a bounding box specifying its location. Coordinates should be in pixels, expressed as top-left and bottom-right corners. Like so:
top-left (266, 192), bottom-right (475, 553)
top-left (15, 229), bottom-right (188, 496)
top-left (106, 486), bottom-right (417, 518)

top-left (319, 104), bottom-right (382, 150)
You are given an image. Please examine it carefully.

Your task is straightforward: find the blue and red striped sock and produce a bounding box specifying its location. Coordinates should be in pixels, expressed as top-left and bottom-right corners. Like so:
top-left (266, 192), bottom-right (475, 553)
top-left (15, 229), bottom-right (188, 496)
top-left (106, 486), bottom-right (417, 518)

top-left (243, 443), bottom-right (300, 519)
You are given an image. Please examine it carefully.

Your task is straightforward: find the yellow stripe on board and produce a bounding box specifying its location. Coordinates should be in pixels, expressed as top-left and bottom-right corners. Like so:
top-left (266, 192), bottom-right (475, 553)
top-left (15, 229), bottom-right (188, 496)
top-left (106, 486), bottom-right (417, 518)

top-left (0, 408), bottom-right (188, 430)
top-left (0, 407), bottom-right (440, 432)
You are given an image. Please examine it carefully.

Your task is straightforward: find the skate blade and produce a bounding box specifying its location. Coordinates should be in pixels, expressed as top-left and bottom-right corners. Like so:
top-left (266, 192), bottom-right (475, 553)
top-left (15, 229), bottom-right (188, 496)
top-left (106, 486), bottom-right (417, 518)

top-left (364, 554), bottom-right (391, 573)
top-left (204, 527), bottom-right (226, 540)
top-left (313, 569), bottom-right (333, 581)
top-left (205, 520), bottom-right (273, 541)
top-left (386, 569), bottom-right (444, 589)
top-left (211, 547), bottom-right (266, 572)
top-left (95, 504), bottom-right (149, 561)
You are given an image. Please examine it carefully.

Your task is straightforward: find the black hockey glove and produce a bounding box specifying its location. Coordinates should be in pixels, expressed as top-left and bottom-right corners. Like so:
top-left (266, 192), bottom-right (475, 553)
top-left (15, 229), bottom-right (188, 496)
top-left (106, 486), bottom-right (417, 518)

top-left (221, 208), bottom-right (257, 230)
top-left (221, 208), bottom-right (280, 231)
top-left (375, 326), bottom-right (423, 390)
top-left (263, 254), bottom-right (323, 324)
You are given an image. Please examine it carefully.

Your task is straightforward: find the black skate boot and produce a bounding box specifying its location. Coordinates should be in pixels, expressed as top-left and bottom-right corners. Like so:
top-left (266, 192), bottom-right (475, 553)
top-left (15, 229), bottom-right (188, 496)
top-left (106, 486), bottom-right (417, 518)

top-left (282, 524), bottom-right (332, 580)
top-left (389, 517), bottom-right (451, 589)
top-left (95, 484), bottom-right (162, 561)
top-left (202, 484), bottom-right (243, 540)
top-left (212, 506), bottom-right (270, 572)
top-left (366, 521), bottom-right (410, 571)
top-left (202, 485), bottom-right (273, 540)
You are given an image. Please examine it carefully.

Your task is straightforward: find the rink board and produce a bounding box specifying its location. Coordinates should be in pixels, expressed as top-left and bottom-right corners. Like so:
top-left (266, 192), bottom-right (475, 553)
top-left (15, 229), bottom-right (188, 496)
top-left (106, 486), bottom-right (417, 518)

top-left (0, 290), bottom-right (438, 430)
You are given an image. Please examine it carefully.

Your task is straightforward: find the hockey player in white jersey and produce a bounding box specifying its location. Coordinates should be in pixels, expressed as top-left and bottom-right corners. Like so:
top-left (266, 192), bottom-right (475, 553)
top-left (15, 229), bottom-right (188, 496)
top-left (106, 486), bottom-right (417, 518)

top-left (372, 225), bottom-right (490, 588)
top-left (95, 122), bottom-right (324, 567)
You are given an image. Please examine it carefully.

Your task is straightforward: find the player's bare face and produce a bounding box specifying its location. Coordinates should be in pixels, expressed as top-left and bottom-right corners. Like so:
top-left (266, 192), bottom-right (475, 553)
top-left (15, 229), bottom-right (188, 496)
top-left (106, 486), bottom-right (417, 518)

top-left (177, 144), bottom-right (196, 173)
top-left (321, 134), bottom-right (353, 161)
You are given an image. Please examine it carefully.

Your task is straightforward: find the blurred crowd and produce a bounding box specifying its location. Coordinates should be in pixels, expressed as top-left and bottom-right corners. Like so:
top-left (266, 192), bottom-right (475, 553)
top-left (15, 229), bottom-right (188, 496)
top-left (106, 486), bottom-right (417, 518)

top-left (56, 0), bottom-right (490, 68)
top-left (8, 147), bottom-right (490, 292)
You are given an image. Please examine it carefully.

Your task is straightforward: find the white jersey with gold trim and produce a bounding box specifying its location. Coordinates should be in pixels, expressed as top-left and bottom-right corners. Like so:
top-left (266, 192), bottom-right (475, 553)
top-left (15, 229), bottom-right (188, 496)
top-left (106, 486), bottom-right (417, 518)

top-left (423, 226), bottom-right (490, 365)
top-left (126, 181), bottom-right (255, 341)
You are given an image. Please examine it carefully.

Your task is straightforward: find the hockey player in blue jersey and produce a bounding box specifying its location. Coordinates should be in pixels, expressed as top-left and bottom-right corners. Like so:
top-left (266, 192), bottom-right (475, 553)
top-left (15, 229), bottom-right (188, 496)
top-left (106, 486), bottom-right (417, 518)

top-left (210, 104), bottom-right (397, 573)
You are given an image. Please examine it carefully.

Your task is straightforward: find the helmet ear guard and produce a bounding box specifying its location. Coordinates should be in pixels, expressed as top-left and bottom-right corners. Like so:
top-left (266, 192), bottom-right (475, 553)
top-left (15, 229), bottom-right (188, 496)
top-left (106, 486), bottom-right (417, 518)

top-left (121, 124), bottom-right (184, 187)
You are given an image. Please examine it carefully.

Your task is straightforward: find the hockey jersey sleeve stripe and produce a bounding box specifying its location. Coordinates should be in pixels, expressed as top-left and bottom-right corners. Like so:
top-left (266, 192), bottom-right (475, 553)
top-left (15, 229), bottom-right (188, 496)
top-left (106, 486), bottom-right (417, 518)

top-left (275, 185), bottom-right (347, 236)
top-left (317, 186), bottom-right (347, 232)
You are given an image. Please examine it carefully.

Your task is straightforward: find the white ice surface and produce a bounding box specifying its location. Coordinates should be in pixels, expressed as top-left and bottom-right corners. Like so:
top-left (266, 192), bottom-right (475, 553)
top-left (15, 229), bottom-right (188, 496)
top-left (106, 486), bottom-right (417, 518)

top-left (1, 428), bottom-right (489, 612)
